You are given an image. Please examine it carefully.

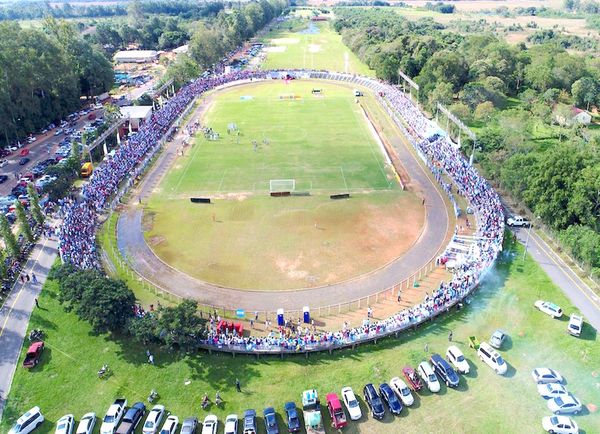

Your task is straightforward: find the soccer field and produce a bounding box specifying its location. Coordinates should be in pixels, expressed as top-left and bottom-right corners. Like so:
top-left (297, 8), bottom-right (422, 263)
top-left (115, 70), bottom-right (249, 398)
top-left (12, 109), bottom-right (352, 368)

top-left (145, 80), bottom-right (425, 290)
top-left (161, 80), bottom-right (393, 195)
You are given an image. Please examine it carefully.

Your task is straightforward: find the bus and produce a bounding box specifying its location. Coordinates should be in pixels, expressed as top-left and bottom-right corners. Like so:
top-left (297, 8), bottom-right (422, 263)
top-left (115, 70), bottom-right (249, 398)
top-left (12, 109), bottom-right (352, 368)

top-left (81, 162), bottom-right (93, 178)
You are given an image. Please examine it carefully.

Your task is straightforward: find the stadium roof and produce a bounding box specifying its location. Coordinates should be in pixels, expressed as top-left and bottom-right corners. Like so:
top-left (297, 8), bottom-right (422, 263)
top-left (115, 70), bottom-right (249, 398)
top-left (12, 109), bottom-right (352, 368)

top-left (113, 50), bottom-right (159, 63)
top-left (120, 105), bottom-right (153, 120)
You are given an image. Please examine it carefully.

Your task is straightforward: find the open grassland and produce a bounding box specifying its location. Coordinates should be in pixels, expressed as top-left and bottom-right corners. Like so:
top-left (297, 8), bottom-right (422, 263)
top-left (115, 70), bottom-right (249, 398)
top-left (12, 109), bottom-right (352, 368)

top-left (144, 80), bottom-right (423, 290)
top-left (260, 18), bottom-right (374, 76)
top-left (2, 240), bottom-right (599, 434)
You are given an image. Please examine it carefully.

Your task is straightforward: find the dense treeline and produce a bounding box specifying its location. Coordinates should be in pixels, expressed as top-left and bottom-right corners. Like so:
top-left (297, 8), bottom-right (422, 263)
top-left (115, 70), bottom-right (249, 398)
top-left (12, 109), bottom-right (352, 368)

top-left (0, 0), bottom-right (224, 21)
top-left (333, 8), bottom-right (600, 276)
top-left (0, 18), bottom-right (113, 144)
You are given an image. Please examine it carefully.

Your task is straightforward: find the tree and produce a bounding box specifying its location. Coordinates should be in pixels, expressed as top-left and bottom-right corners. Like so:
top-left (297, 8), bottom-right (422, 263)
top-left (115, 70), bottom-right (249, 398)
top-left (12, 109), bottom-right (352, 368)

top-left (15, 200), bottom-right (33, 243)
top-left (162, 55), bottom-right (200, 90)
top-left (156, 299), bottom-right (205, 351)
top-left (0, 214), bottom-right (19, 257)
top-left (27, 184), bottom-right (45, 226)
top-left (128, 313), bottom-right (160, 345)
top-left (474, 101), bottom-right (495, 122)
top-left (571, 77), bottom-right (597, 110)
top-left (77, 277), bottom-right (135, 333)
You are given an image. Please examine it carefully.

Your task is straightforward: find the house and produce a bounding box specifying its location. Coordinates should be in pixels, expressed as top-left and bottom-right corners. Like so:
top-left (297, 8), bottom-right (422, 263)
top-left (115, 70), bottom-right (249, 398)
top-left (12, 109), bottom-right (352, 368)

top-left (113, 50), bottom-right (159, 64)
top-left (119, 106), bottom-right (153, 131)
top-left (554, 106), bottom-right (592, 126)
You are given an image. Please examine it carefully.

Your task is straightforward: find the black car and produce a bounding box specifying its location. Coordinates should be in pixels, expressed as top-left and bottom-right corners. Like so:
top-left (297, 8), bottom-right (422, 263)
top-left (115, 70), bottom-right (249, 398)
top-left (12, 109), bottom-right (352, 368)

top-left (11, 186), bottom-right (26, 196)
top-left (430, 353), bottom-right (460, 387)
top-left (363, 383), bottom-right (385, 419)
top-left (0, 175), bottom-right (8, 184)
top-left (180, 416), bottom-right (198, 434)
top-left (379, 383), bottom-right (403, 415)
top-left (19, 157), bottom-right (30, 166)
top-left (283, 402), bottom-right (300, 433)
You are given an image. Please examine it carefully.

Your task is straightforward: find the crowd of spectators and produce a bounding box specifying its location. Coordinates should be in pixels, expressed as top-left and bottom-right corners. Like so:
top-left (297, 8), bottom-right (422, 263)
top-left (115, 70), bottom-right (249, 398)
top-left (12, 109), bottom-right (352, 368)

top-left (57, 68), bottom-right (504, 353)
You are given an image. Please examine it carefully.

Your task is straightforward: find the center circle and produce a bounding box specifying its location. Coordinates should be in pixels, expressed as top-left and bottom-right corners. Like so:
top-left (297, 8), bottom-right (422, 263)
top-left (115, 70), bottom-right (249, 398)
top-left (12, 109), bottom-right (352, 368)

top-left (142, 80), bottom-right (426, 290)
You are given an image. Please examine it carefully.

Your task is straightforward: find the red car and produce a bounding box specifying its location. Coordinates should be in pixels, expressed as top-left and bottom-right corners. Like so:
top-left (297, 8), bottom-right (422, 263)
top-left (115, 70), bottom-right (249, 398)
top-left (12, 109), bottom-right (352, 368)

top-left (20, 148), bottom-right (30, 156)
top-left (326, 393), bottom-right (347, 429)
top-left (23, 341), bottom-right (44, 368)
top-left (402, 366), bottom-right (424, 392)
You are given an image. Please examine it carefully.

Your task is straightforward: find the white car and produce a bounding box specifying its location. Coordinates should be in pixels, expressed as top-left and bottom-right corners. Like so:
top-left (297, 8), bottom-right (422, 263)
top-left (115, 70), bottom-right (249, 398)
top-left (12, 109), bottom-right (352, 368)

top-left (507, 215), bottom-right (530, 227)
top-left (532, 368), bottom-right (564, 384)
top-left (567, 313), bottom-right (583, 337)
top-left (538, 383), bottom-right (568, 399)
top-left (75, 413), bottom-right (95, 434)
top-left (418, 361), bottom-right (440, 393)
top-left (142, 405), bottom-right (165, 434)
top-left (542, 415), bottom-right (579, 433)
top-left (535, 301), bottom-right (563, 318)
top-left (341, 386), bottom-right (362, 420)
top-left (55, 415), bottom-right (74, 434)
top-left (224, 414), bottom-right (238, 434)
top-left (9, 406), bottom-right (45, 434)
top-left (202, 415), bottom-right (218, 434)
top-left (159, 415), bottom-right (178, 434)
top-left (477, 342), bottom-right (507, 375)
top-left (389, 377), bottom-right (414, 406)
top-left (547, 394), bottom-right (582, 415)
top-left (0, 159), bottom-right (7, 167)
top-left (446, 345), bottom-right (469, 374)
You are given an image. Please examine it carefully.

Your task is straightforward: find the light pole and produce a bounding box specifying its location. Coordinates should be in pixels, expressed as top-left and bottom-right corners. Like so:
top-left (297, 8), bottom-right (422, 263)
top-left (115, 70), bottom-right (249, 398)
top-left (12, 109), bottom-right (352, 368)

top-left (522, 216), bottom-right (540, 261)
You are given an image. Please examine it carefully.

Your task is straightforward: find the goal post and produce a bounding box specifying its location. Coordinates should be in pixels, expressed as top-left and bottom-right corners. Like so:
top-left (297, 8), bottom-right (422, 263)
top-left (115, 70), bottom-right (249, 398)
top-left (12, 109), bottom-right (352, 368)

top-left (270, 179), bottom-right (295, 193)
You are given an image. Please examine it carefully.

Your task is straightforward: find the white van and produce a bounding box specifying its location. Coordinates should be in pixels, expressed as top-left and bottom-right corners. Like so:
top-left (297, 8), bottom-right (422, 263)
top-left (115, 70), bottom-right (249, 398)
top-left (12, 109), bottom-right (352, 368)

top-left (478, 342), bottom-right (507, 375)
top-left (417, 361), bottom-right (440, 393)
top-left (353, 89), bottom-right (363, 97)
top-left (8, 406), bottom-right (44, 434)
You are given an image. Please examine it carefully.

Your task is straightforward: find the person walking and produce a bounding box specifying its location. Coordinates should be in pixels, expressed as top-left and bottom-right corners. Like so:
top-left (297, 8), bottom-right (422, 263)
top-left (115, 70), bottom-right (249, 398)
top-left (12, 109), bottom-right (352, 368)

top-left (32, 273), bottom-right (38, 284)
top-left (34, 298), bottom-right (40, 308)
top-left (25, 274), bottom-right (30, 282)
top-left (20, 274), bottom-right (25, 284)
top-left (424, 342), bottom-right (429, 353)
top-left (148, 354), bottom-right (154, 365)
top-left (235, 378), bottom-right (241, 392)
top-left (448, 331), bottom-right (453, 342)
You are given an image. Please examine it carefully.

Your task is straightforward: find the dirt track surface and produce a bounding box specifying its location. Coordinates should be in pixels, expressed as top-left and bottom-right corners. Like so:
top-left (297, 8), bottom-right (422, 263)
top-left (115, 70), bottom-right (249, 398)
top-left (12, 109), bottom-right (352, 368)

top-left (116, 88), bottom-right (452, 311)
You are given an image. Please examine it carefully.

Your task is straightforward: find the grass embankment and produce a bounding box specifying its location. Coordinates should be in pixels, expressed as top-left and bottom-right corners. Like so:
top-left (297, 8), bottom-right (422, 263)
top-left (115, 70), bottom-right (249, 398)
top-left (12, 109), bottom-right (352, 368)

top-left (2, 239), bottom-right (598, 434)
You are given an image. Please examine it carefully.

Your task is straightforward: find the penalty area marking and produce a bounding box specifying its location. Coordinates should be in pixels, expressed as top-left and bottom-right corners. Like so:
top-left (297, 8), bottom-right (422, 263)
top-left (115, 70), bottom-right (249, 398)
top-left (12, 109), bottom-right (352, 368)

top-left (340, 166), bottom-right (349, 191)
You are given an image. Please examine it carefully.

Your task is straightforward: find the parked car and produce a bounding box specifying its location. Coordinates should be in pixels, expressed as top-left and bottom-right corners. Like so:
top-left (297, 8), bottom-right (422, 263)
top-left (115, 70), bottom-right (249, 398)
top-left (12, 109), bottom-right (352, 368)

top-left (76, 413), bottom-right (96, 434)
top-left (446, 346), bottom-right (470, 374)
top-left (477, 342), bottom-right (507, 375)
top-left (378, 383), bottom-right (402, 415)
top-left (8, 406), bottom-right (44, 434)
top-left (142, 405), bottom-right (165, 434)
top-left (402, 366), bottom-right (424, 391)
top-left (160, 415), bottom-right (178, 434)
top-left (389, 377), bottom-right (414, 406)
top-left (55, 415), bottom-right (74, 434)
top-left (116, 402), bottom-right (145, 434)
top-left (340, 387), bottom-right (362, 421)
top-left (430, 353), bottom-right (460, 387)
top-left (19, 157), bottom-right (31, 166)
top-left (223, 415), bottom-right (236, 434)
top-left (535, 301), bottom-right (563, 318)
top-left (542, 415), bottom-right (579, 434)
top-left (547, 394), bottom-right (582, 415)
top-left (567, 314), bottom-right (583, 337)
top-left (490, 329), bottom-right (507, 349)
top-left (532, 368), bottom-right (564, 384)
top-left (538, 383), bottom-right (568, 399)
top-left (326, 393), bottom-right (347, 429)
top-left (100, 399), bottom-right (127, 434)
top-left (180, 417), bottom-right (198, 434)
top-left (242, 410), bottom-right (256, 434)
top-left (418, 361), bottom-right (441, 393)
top-left (283, 402), bottom-right (300, 432)
top-left (0, 159), bottom-right (7, 167)
top-left (262, 408), bottom-right (278, 434)
top-left (22, 341), bottom-right (44, 368)
top-left (363, 383), bottom-right (385, 419)
top-left (20, 148), bottom-right (30, 157)
top-left (0, 175), bottom-right (9, 184)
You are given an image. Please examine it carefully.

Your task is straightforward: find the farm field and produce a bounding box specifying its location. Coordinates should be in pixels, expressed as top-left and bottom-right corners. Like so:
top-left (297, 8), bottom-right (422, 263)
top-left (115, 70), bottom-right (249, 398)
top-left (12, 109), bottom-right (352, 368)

top-left (144, 80), bottom-right (422, 290)
top-left (2, 240), bottom-right (599, 434)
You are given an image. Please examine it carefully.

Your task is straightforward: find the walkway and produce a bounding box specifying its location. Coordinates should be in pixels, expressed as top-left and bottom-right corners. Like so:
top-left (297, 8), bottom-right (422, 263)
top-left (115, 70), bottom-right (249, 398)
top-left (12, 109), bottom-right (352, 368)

top-left (0, 235), bottom-right (59, 421)
top-left (116, 83), bottom-right (452, 311)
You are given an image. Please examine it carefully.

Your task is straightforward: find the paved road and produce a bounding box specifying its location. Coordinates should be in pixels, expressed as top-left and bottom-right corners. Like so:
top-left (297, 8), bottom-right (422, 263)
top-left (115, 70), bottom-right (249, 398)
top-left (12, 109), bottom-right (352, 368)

top-left (0, 109), bottom-right (103, 196)
top-left (514, 226), bottom-right (600, 331)
top-left (116, 86), bottom-right (452, 311)
top-left (0, 234), bottom-right (59, 421)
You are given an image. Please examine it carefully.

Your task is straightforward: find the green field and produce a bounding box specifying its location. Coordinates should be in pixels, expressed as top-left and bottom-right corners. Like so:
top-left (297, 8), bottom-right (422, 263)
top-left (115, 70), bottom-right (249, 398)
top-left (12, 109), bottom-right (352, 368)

top-left (144, 80), bottom-right (422, 289)
top-left (260, 18), bottom-right (374, 76)
top-left (3, 239), bottom-right (599, 434)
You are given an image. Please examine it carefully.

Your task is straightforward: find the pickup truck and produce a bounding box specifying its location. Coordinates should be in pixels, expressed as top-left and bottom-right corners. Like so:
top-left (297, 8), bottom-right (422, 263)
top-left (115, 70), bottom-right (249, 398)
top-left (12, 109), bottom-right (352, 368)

top-left (506, 215), bottom-right (530, 227)
top-left (22, 341), bottom-right (44, 368)
top-left (100, 399), bottom-right (127, 434)
top-left (116, 402), bottom-right (145, 434)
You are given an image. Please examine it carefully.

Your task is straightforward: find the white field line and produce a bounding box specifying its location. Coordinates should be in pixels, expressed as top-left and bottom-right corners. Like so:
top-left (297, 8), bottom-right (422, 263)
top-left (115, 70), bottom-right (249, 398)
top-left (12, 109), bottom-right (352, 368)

top-left (340, 166), bottom-right (349, 191)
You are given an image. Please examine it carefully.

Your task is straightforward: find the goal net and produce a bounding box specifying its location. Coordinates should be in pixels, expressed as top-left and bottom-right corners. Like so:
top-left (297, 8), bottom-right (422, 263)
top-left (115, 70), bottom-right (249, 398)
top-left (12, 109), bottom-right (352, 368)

top-left (270, 179), bottom-right (295, 192)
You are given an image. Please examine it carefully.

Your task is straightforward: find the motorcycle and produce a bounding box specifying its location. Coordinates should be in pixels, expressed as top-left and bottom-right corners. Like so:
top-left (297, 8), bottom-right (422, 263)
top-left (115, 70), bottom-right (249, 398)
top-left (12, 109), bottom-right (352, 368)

top-left (215, 394), bottom-right (223, 407)
top-left (97, 364), bottom-right (110, 379)
top-left (29, 329), bottom-right (43, 341)
top-left (148, 389), bottom-right (159, 403)
top-left (201, 396), bottom-right (210, 410)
